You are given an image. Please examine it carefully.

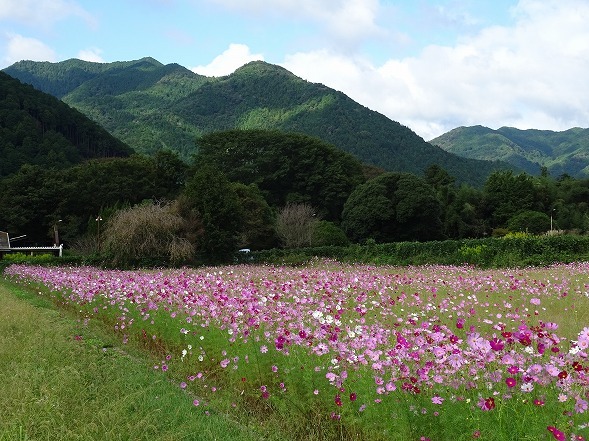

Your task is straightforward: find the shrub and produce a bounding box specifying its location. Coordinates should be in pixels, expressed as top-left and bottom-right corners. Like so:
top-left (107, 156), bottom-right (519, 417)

top-left (103, 200), bottom-right (195, 267)
top-left (311, 221), bottom-right (350, 247)
top-left (507, 210), bottom-right (551, 234)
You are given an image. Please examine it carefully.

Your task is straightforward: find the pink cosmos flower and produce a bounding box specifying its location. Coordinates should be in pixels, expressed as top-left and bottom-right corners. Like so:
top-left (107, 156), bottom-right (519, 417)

top-left (431, 396), bottom-right (444, 405)
top-left (575, 397), bottom-right (588, 413)
top-left (478, 396), bottom-right (495, 411)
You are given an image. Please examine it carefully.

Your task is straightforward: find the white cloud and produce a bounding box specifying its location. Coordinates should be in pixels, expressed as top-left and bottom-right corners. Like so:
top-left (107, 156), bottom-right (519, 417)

top-left (283, 50), bottom-right (376, 102)
top-left (0, 0), bottom-right (97, 29)
top-left (281, 0), bottom-right (589, 140)
top-left (2, 32), bottom-right (57, 66)
top-left (208, 0), bottom-right (384, 41)
top-left (77, 47), bottom-right (104, 63)
top-left (191, 43), bottom-right (264, 77)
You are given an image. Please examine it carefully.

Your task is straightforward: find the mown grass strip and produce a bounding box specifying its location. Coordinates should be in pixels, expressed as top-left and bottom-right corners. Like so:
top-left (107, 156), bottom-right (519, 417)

top-left (0, 280), bottom-right (261, 441)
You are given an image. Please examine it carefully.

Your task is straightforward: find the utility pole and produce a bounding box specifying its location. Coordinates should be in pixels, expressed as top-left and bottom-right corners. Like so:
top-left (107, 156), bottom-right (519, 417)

top-left (53, 219), bottom-right (62, 247)
top-left (96, 216), bottom-right (103, 254)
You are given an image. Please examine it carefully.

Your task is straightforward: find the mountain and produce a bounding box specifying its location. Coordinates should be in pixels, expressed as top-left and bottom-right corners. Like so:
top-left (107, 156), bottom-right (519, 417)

top-left (4, 58), bottom-right (509, 186)
top-left (0, 71), bottom-right (132, 177)
top-left (430, 125), bottom-right (589, 178)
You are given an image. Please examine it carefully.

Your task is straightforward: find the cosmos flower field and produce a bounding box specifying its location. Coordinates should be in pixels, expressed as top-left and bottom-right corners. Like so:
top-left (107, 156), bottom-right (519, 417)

top-left (4, 261), bottom-right (589, 440)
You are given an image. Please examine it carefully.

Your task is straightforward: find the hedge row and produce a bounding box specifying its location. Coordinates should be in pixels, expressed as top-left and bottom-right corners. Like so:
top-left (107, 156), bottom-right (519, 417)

top-left (244, 235), bottom-right (589, 268)
top-left (3, 235), bottom-right (589, 269)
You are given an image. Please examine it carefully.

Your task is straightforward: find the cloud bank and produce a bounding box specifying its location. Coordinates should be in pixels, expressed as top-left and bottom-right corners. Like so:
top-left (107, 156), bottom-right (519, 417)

top-left (281, 0), bottom-right (589, 139)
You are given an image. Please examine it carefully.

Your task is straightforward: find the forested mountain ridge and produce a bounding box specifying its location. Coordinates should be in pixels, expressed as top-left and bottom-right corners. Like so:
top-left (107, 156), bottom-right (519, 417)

top-left (430, 126), bottom-right (589, 178)
top-left (3, 57), bottom-right (175, 98)
top-left (0, 72), bottom-right (132, 177)
top-left (4, 58), bottom-right (509, 186)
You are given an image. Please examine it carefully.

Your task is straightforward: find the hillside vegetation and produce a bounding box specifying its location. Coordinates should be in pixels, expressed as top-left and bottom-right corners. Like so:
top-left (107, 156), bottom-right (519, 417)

top-left (4, 58), bottom-right (508, 186)
top-left (431, 125), bottom-right (589, 177)
top-left (0, 72), bottom-right (132, 177)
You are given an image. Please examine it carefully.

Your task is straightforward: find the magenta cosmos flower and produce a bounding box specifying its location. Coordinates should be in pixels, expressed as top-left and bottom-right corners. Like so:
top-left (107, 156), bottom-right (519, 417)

top-left (547, 426), bottom-right (565, 441)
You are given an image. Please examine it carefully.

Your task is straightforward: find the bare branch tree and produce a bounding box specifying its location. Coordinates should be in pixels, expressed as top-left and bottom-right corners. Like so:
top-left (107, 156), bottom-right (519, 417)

top-left (103, 200), bottom-right (196, 265)
top-left (275, 202), bottom-right (318, 248)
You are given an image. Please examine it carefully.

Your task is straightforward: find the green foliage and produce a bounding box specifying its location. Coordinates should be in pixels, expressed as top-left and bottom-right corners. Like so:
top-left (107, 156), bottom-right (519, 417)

top-left (249, 234), bottom-right (589, 268)
top-left (311, 220), bottom-right (350, 247)
top-left (194, 129), bottom-right (365, 221)
top-left (458, 243), bottom-right (489, 265)
top-left (0, 154), bottom-right (187, 245)
top-left (232, 183), bottom-right (278, 250)
top-left (507, 210), bottom-right (551, 234)
top-left (341, 172), bottom-right (443, 243)
top-left (483, 170), bottom-right (537, 228)
top-left (183, 165), bottom-right (243, 264)
top-left (502, 231), bottom-right (532, 239)
top-left (492, 228), bottom-right (509, 237)
top-left (0, 253), bottom-right (55, 265)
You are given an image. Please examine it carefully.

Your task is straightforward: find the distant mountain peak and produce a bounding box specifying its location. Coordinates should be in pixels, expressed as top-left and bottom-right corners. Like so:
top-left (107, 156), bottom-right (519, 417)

top-left (431, 125), bottom-right (589, 177)
top-left (233, 60), bottom-right (296, 77)
top-left (136, 56), bottom-right (163, 66)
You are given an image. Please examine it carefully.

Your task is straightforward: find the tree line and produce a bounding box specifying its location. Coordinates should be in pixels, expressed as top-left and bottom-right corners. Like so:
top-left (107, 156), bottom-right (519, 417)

top-left (1, 129), bottom-right (587, 266)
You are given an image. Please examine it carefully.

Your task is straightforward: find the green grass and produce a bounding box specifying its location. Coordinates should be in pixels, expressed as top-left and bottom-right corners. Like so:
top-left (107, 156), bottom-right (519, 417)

top-left (0, 281), bottom-right (261, 441)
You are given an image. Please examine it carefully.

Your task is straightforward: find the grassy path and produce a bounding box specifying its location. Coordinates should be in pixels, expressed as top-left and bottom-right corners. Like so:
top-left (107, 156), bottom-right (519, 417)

top-left (0, 280), bottom-right (260, 441)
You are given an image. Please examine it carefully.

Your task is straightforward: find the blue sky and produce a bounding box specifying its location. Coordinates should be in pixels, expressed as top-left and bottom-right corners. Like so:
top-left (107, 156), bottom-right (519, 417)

top-left (1, 0), bottom-right (588, 139)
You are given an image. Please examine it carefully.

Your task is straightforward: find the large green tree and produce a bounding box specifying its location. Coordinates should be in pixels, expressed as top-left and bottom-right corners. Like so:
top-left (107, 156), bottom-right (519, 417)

top-left (482, 170), bottom-right (537, 229)
top-left (445, 184), bottom-right (486, 238)
top-left (424, 164), bottom-right (457, 238)
top-left (232, 182), bottom-right (277, 250)
top-left (0, 165), bottom-right (61, 244)
top-left (182, 165), bottom-right (243, 263)
top-left (194, 129), bottom-right (365, 221)
top-left (341, 172), bottom-right (443, 243)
